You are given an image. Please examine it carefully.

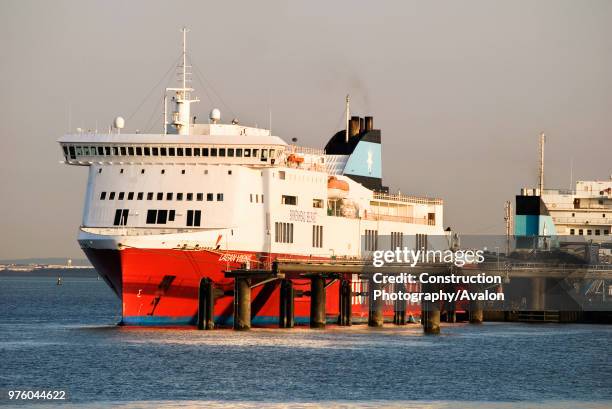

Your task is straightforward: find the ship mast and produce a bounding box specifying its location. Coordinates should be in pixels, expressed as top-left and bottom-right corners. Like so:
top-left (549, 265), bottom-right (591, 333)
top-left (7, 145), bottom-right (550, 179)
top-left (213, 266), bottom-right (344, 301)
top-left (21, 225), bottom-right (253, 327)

top-left (345, 94), bottom-right (350, 143)
top-left (165, 27), bottom-right (199, 135)
top-left (538, 132), bottom-right (545, 193)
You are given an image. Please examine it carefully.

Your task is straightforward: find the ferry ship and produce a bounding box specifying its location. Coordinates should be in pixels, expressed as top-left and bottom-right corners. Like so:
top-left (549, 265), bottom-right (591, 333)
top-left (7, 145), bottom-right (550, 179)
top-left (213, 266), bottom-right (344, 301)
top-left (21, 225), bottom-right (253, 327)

top-left (58, 30), bottom-right (447, 326)
top-left (514, 134), bottom-right (611, 252)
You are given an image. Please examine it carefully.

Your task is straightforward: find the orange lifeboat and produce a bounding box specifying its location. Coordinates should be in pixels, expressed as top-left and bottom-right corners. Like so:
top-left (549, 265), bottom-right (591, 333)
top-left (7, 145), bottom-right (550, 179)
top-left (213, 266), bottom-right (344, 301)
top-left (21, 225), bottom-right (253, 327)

top-left (287, 154), bottom-right (304, 164)
top-left (328, 176), bottom-right (349, 199)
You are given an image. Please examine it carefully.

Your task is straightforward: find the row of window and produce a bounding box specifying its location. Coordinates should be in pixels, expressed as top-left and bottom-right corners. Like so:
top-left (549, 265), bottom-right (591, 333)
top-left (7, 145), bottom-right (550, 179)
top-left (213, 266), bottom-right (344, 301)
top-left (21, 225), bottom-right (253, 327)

top-left (100, 191), bottom-right (223, 202)
top-left (146, 209), bottom-right (176, 225)
top-left (64, 145), bottom-right (276, 161)
top-left (275, 222), bottom-right (294, 244)
top-left (569, 228), bottom-right (610, 236)
top-left (312, 225), bottom-right (323, 248)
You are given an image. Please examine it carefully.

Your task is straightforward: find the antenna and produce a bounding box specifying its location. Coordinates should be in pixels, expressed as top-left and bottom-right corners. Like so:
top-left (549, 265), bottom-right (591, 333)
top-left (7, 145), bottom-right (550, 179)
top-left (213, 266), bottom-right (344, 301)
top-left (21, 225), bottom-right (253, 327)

top-left (538, 132), bottom-right (545, 193)
top-left (164, 27), bottom-right (199, 136)
top-left (504, 201), bottom-right (513, 255)
top-left (345, 94), bottom-right (350, 143)
top-left (570, 156), bottom-right (574, 191)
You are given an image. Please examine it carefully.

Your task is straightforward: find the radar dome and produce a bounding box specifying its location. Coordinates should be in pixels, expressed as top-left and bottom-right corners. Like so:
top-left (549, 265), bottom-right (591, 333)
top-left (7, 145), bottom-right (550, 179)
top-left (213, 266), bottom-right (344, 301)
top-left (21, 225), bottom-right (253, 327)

top-left (209, 108), bottom-right (221, 124)
top-left (113, 116), bottom-right (125, 129)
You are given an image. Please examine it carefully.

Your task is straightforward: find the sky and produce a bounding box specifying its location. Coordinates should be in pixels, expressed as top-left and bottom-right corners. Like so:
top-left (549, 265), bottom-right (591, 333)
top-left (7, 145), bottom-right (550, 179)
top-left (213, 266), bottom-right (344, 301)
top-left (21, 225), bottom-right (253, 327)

top-left (0, 0), bottom-right (611, 259)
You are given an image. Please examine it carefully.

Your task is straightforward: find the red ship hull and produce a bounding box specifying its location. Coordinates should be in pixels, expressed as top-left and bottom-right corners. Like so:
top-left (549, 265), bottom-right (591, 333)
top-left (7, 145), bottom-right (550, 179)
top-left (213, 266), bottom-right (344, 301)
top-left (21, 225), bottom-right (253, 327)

top-left (84, 247), bottom-right (423, 326)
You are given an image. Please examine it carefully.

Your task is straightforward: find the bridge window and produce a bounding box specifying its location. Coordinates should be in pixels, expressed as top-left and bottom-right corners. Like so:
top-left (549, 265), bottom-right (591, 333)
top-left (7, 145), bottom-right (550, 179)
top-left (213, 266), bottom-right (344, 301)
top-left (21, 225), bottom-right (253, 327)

top-left (177, 193), bottom-right (183, 201)
top-left (100, 192), bottom-right (107, 200)
top-left (185, 148), bottom-right (192, 156)
top-left (253, 149), bottom-right (259, 158)
top-left (168, 147), bottom-right (175, 156)
top-left (136, 147), bottom-right (142, 155)
top-left (137, 192), bottom-right (144, 200)
top-left (120, 147), bottom-right (126, 156)
top-left (147, 192), bottom-right (153, 200)
top-left (109, 192), bottom-right (116, 200)
top-left (177, 147), bottom-right (183, 156)
top-left (228, 148), bottom-right (234, 157)
top-left (194, 148), bottom-right (200, 156)
top-left (118, 192), bottom-right (125, 200)
top-left (217, 193), bottom-right (224, 201)
top-left (97, 146), bottom-right (104, 155)
top-left (166, 193), bottom-right (173, 200)
top-left (203, 148), bottom-right (209, 157)
top-left (244, 149), bottom-right (251, 157)
top-left (68, 146), bottom-right (76, 159)
top-left (112, 147), bottom-right (119, 156)
top-left (282, 195), bottom-right (297, 205)
top-left (197, 193), bottom-right (203, 201)
top-left (219, 148), bottom-right (226, 157)
top-left (207, 193), bottom-right (213, 201)
top-left (144, 147), bottom-right (150, 156)
top-left (236, 148), bottom-right (243, 157)
top-left (187, 193), bottom-right (193, 201)
top-left (157, 192), bottom-right (163, 200)
top-left (104, 146), bottom-right (111, 155)
top-left (128, 147), bottom-right (134, 156)
top-left (160, 147), bottom-right (167, 156)
top-left (211, 148), bottom-right (217, 157)
top-left (152, 147), bottom-right (159, 155)
top-left (127, 192), bottom-right (134, 200)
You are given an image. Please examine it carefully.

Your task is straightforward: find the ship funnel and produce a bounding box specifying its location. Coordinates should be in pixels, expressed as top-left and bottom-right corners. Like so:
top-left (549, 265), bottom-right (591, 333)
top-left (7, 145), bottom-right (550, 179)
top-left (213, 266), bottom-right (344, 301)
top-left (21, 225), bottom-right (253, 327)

top-left (364, 116), bottom-right (373, 131)
top-left (349, 116), bottom-right (360, 137)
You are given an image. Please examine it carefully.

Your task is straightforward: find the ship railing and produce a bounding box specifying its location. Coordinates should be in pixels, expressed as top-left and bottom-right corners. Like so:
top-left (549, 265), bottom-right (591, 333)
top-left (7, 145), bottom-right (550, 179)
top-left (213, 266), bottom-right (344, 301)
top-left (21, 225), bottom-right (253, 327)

top-left (362, 213), bottom-right (434, 225)
top-left (372, 192), bottom-right (443, 205)
top-left (81, 226), bottom-right (200, 236)
top-left (552, 217), bottom-right (610, 225)
top-left (287, 145), bottom-right (325, 155)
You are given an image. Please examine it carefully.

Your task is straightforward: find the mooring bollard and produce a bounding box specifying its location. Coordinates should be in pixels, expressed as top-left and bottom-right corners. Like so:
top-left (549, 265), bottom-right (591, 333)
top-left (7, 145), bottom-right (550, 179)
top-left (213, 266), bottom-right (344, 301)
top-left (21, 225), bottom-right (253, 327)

top-left (368, 279), bottom-right (384, 327)
top-left (337, 278), bottom-right (352, 326)
top-left (197, 278), bottom-right (215, 330)
top-left (310, 276), bottom-right (326, 328)
top-left (279, 279), bottom-right (295, 328)
top-left (233, 277), bottom-right (251, 330)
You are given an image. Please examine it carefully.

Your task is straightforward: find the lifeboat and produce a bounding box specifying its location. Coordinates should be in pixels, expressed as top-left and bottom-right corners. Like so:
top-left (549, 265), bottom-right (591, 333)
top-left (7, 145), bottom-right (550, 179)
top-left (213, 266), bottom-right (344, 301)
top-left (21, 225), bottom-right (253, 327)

top-left (328, 176), bottom-right (349, 199)
top-left (287, 154), bottom-right (304, 164)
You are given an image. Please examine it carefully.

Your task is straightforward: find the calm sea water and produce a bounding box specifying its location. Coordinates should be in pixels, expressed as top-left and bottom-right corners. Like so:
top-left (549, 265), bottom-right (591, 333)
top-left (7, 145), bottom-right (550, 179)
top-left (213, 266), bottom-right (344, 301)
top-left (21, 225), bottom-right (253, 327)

top-left (0, 272), bottom-right (611, 408)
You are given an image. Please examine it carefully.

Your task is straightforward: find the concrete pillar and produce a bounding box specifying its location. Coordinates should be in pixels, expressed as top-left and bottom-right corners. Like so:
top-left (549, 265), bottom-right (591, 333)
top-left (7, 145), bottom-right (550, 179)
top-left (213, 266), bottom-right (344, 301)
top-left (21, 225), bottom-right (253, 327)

top-left (422, 299), bottom-right (440, 334)
top-left (338, 278), bottom-right (352, 326)
top-left (531, 276), bottom-right (545, 311)
top-left (197, 278), bottom-right (214, 330)
top-left (233, 277), bottom-right (251, 330)
top-left (393, 283), bottom-right (406, 325)
top-left (368, 279), bottom-right (384, 327)
top-left (310, 276), bottom-right (326, 329)
top-left (469, 301), bottom-right (483, 324)
top-left (279, 279), bottom-right (294, 328)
